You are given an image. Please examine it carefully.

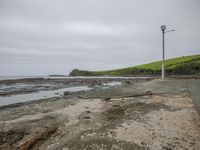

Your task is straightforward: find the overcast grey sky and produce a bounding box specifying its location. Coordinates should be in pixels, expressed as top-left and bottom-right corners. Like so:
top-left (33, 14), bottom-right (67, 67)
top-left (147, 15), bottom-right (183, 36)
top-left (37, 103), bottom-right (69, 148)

top-left (0, 0), bottom-right (200, 76)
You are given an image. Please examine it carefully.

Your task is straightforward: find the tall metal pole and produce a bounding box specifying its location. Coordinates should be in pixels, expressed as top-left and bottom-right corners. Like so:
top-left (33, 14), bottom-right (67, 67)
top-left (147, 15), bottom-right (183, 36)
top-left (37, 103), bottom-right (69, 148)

top-left (160, 25), bottom-right (166, 79)
top-left (162, 30), bottom-right (165, 79)
top-left (160, 25), bottom-right (175, 79)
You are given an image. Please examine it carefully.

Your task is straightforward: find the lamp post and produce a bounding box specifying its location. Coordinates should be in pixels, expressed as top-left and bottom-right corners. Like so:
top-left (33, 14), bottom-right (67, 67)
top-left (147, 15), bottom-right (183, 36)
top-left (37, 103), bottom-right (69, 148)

top-left (160, 25), bottom-right (175, 79)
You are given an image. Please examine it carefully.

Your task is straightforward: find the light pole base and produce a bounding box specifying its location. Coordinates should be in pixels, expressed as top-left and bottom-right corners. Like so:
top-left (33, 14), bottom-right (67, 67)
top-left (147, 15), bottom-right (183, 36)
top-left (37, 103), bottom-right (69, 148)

top-left (161, 64), bottom-right (165, 79)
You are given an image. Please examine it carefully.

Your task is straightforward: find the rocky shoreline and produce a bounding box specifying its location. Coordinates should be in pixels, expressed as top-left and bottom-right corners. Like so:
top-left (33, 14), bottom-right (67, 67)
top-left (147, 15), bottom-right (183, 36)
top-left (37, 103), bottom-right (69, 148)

top-left (0, 77), bottom-right (200, 150)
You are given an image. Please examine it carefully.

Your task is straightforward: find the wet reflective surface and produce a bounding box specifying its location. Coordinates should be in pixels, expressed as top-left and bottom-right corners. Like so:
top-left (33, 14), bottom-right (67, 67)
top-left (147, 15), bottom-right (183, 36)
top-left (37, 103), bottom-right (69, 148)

top-left (103, 81), bottom-right (122, 86)
top-left (0, 86), bottom-right (91, 106)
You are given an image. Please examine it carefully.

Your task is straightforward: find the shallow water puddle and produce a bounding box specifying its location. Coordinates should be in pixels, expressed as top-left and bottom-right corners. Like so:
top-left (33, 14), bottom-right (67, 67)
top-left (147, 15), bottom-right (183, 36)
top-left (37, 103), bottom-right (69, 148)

top-left (0, 86), bottom-right (91, 106)
top-left (103, 81), bottom-right (122, 86)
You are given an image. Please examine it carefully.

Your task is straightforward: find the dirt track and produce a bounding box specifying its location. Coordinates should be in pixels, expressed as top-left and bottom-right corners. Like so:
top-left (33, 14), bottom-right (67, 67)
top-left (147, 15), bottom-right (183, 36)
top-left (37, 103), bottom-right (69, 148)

top-left (0, 78), bottom-right (200, 150)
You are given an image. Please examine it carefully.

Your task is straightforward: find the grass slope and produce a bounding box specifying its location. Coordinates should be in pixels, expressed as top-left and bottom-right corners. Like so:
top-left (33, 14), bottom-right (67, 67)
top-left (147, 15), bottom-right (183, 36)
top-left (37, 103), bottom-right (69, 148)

top-left (69, 54), bottom-right (200, 76)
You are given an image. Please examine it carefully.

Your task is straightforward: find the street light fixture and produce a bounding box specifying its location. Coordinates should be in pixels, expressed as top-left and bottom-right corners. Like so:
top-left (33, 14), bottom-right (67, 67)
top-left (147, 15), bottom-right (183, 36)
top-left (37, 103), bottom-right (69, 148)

top-left (160, 25), bottom-right (175, 79)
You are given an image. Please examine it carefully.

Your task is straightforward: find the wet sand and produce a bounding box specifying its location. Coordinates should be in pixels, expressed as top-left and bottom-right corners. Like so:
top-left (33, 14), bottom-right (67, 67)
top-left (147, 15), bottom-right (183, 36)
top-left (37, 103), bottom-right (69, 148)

top-left (0, 77), bottom-right (200, 150)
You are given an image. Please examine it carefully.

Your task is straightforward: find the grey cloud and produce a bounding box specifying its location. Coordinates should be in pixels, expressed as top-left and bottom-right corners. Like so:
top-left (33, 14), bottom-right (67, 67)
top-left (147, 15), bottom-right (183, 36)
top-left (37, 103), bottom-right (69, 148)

top-left (0, 0), bottom-right (200, 76)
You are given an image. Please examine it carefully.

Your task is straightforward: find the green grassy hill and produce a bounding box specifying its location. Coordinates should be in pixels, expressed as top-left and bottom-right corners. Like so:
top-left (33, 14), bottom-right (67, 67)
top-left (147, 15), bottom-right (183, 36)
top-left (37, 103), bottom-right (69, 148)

top-left (69, 54), bottom-right (200, 76)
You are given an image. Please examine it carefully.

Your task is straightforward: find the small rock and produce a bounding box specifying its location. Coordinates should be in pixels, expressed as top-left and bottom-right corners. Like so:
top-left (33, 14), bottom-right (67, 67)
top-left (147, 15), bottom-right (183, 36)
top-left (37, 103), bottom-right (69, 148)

top-left (64, 91), bottom-right (73, 95)
top-left (145, 91), bottom-right (153, 95)
top-left (112, 104), bottom-right (119, 107)
top-left (83, 116), bottom-right (91, 119)
top-left (104, 97), bottom-right (111, 101)
top-left (125, 81), bottom-right (131, 84)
